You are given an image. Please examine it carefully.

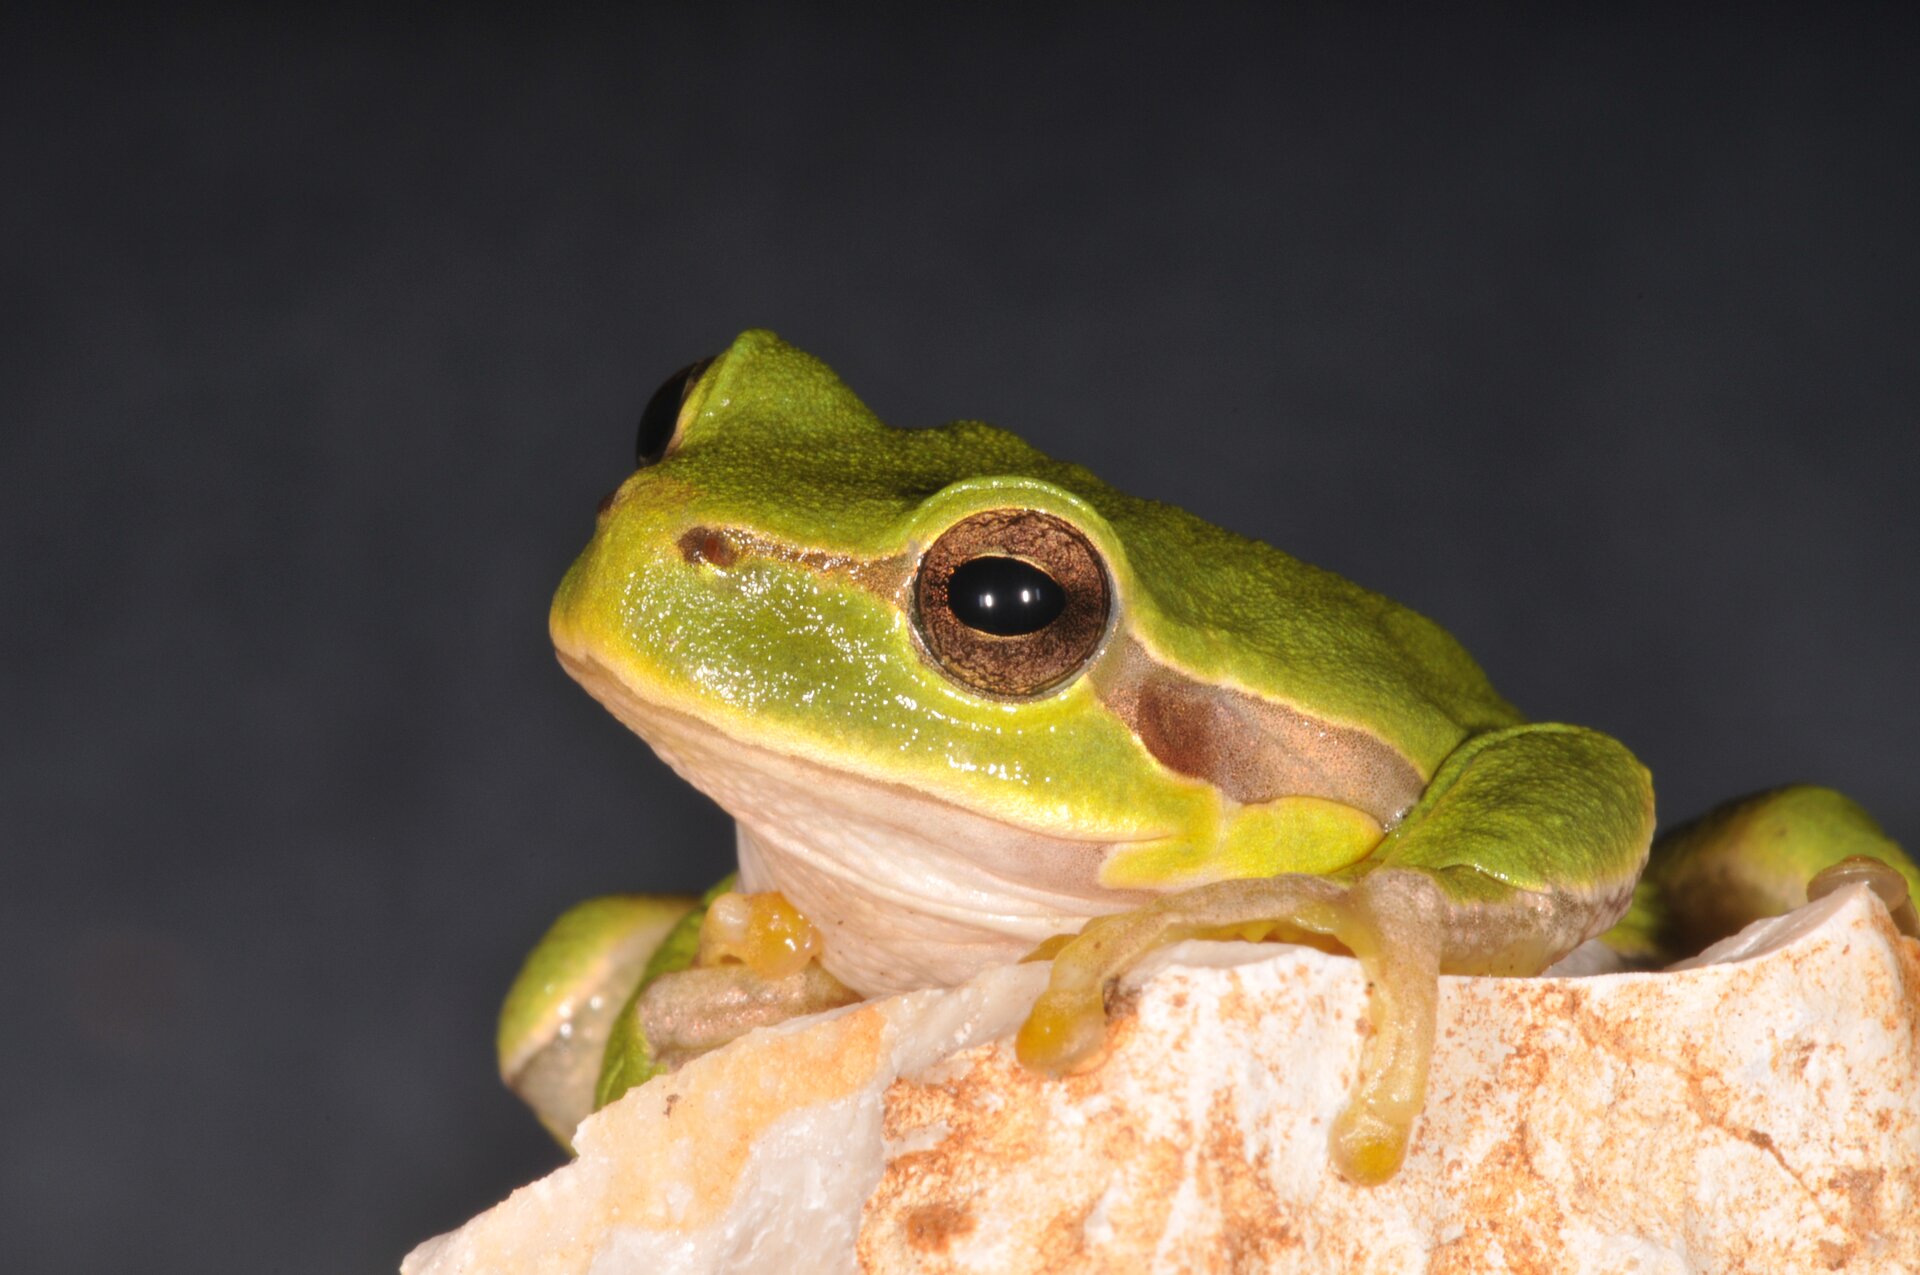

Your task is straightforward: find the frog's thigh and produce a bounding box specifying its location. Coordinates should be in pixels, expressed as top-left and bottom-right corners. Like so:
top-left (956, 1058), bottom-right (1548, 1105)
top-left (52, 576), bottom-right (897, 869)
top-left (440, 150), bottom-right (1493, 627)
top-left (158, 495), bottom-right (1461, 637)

top-left (499, 893), bottom-right (699, 1144)
top-left (1645, 785), bottom-right (1920, 950)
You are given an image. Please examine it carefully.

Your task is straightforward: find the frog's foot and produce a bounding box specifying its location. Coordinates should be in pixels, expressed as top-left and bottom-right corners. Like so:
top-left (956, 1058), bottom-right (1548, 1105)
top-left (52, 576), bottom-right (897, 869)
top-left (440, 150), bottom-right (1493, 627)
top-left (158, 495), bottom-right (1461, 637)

top-left (636, 961), bottom-right (861, 1070)
top-left (635, 889), bottom-right (860, 1071)
top-left (1016, 869), bottom-right (1444, 1185)
top-left (1808, 855), bottom-right (1920, 937)
top-left (594, 886), bottom-right (862, 1113)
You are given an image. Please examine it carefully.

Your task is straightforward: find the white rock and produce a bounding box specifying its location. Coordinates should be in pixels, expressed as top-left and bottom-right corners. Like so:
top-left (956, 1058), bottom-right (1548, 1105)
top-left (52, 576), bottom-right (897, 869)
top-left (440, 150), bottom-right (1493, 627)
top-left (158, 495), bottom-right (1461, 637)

top-left (404, 885), bottom-right (1920, 1273)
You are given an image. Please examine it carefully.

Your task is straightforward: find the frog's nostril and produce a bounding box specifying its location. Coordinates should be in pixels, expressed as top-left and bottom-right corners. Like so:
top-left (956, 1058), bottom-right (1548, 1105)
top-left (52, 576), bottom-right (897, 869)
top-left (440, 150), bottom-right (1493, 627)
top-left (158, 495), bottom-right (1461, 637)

top-left (678, 526), bottom-right (739, 568)
top-left (596, 489), bottom-right (620, 516)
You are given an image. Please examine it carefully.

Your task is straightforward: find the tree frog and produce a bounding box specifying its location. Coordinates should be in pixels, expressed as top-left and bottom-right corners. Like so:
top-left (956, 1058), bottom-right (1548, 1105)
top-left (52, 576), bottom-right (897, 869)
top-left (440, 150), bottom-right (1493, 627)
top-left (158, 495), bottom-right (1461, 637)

top-left (500, 330), bottom-right (1918, 1184)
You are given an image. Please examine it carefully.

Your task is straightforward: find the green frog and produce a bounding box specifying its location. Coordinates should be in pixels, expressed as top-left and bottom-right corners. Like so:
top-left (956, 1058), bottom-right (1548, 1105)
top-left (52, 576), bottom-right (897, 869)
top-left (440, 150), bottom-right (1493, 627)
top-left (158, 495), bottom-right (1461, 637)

top-left (498, 330), bottom-right (1918, 1184)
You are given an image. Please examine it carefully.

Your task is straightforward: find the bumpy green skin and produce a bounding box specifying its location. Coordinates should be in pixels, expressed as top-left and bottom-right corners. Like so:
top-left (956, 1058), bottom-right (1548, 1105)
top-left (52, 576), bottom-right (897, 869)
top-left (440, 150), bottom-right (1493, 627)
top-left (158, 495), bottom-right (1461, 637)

top-left (571, 330), bottom-right (1513, 755)
top-left (549, 330), bottom-right (1654, 917)
top-left (1364, 724), bottom-right (1652, 919)
top-left (550, 331), bottom-right (1520, 850)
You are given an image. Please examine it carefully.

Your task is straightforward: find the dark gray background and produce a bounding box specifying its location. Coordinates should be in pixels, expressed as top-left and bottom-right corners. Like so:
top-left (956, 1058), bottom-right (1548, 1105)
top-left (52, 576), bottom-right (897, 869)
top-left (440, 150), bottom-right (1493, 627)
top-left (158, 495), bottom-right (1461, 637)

top-left (6, 5), bottom-right (1917, 1271)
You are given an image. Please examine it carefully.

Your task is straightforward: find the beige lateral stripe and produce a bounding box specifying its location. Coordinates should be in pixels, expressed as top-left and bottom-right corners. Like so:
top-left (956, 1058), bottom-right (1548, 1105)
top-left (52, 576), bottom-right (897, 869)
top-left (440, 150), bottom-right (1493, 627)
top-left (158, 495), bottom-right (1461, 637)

top-left (1091, 635), bottom-right (1428, 826)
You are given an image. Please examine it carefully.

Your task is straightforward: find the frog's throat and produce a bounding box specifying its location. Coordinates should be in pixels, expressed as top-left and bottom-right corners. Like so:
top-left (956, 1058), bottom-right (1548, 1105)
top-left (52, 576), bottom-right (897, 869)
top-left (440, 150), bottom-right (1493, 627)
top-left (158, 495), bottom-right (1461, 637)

top-left (558, 649), bottom-right (1160, 997)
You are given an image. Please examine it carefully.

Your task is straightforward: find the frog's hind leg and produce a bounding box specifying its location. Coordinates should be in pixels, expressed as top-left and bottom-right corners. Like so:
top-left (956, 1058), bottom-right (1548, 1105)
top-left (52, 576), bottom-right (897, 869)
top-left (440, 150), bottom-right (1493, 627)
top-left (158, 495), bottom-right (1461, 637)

top-left (499, 893), bottom-right (701, 1145)
top-left (1612, 785), bottom-right (1920, 960)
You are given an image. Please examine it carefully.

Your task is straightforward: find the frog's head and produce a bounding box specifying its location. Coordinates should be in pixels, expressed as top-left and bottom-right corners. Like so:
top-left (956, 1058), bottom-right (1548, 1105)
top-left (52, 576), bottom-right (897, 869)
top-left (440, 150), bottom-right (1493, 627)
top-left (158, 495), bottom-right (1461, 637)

top-left (554, 329), bottom-right (1131, 711)
top-left (553, 329), bottom-right (1144, 763)
top-left (550, 330), bottom-right (1465, 994)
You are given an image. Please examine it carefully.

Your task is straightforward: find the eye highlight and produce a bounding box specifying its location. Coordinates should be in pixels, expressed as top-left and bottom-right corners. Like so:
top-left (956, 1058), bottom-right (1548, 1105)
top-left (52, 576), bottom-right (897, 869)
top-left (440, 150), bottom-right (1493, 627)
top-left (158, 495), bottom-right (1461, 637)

top-left (913, 509), bottom-right (1110, 697)
top-left (946, 557), bottom-right (1067, 635)
top-left (635, 357), bottom-right (714, 467)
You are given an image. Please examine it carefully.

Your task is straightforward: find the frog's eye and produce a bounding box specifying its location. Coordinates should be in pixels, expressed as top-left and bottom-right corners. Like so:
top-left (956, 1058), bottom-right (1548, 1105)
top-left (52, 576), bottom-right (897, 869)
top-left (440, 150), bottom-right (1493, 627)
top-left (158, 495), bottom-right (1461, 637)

top-left (913, 510), bottom-right (1110, 697)
top-left (635, 357), bottom-right (714, 466)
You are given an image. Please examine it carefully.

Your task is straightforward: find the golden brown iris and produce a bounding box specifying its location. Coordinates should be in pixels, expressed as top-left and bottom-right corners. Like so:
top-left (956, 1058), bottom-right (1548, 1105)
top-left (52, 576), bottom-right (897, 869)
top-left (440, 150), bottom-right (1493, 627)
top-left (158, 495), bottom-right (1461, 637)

top-left (913, 509), bottom-right (1110, 697)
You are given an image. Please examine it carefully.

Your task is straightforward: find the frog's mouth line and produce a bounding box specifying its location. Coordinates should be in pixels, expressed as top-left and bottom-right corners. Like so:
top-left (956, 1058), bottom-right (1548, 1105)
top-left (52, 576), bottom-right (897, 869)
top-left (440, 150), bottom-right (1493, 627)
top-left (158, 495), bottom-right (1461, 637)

top-left (554, 646), bottom-right (1162, 995)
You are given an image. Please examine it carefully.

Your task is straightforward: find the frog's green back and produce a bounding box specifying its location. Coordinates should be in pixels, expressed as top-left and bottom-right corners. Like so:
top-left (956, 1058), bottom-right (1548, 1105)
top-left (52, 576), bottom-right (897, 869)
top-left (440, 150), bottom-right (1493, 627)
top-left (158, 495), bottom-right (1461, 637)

top-left (1085, 485), bottom-right (1523, 768)
top-left (664, 331), bottom-right (1519, 773)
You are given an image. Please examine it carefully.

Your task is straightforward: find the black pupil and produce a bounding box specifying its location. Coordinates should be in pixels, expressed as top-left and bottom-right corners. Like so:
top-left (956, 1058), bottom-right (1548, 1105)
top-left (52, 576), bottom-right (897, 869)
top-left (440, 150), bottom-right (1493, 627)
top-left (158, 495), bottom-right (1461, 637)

top-left (947, 557), bottom-right (1066, 636)
top-left (636, 358), bottom-right (712, 466)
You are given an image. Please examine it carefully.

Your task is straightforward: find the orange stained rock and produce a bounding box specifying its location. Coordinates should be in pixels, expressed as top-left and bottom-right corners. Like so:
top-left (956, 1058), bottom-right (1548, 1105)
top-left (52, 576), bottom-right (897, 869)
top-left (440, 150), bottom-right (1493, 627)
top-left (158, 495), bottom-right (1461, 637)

top-left (408, 886), bottom-right (1920, 1275)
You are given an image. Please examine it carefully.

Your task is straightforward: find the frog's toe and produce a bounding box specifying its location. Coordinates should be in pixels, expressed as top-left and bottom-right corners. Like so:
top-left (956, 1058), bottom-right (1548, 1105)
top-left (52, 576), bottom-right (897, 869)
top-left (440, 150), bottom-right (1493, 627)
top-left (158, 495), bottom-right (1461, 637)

top-left (1333, 1107), bottom-right (1415, 1186)
top-left (1808, 855), bottom-right (1920, 937)
top-left (1013, 985), bottom-right (1112, 1076)
top-left (1015, 901), bottom-right (1202, 1076)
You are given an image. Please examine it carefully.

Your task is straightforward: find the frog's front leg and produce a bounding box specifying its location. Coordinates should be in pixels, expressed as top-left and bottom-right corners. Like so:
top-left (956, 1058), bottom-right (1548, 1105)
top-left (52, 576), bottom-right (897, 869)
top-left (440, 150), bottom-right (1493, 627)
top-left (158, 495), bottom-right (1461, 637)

top-left (1018, 723), bottom-right (1654, 1184)
top-left (1018, 867), bottom-right (1450, 1184)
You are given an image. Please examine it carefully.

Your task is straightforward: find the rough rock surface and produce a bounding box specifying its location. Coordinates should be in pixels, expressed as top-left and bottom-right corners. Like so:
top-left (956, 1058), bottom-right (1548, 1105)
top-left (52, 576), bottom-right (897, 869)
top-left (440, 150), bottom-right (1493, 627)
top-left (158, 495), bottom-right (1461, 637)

top-left (405, 885), bottom-right (1920, 1273)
